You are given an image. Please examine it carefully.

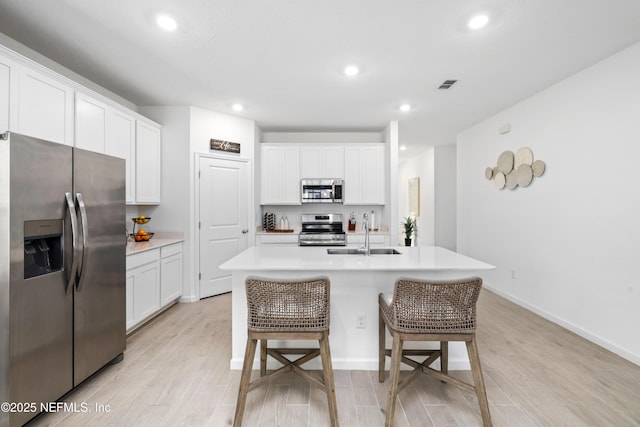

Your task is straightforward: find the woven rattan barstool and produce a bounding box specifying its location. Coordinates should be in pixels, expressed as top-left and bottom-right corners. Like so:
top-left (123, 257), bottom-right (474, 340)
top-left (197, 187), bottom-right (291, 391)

top-left (233, 276), bottom-right (338, 427)
top-left (379, 276), bottom-right (491, 427)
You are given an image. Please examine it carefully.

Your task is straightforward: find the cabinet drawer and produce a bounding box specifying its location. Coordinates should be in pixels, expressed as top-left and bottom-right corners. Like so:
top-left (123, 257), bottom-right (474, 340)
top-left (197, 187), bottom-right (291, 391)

top-left (161, 242), bottom-right (183, 258)
top-left (347, 234), bottom-right (386, 245)
top-left (257, 234), bottom-right (299, 245)
top-left (127, 249), bottom-right (159, 269)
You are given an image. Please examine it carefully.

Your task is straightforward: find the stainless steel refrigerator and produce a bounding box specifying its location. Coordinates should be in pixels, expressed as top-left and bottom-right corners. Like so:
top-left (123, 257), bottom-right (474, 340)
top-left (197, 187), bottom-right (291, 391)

top-left (0, 132), bottom-right (126, 427)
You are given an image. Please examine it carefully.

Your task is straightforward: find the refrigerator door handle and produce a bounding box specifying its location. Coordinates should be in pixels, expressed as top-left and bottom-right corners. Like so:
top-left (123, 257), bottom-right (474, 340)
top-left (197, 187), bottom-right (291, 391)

top-left (76, 192), bottom-right (90, 292)
top-left (65, 192), bottom-right (80, 294)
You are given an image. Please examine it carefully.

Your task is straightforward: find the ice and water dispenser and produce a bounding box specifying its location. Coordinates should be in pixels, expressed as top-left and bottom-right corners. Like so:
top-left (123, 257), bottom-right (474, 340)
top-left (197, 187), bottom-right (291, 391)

top-left (24, 219), bottom-right (64, 279)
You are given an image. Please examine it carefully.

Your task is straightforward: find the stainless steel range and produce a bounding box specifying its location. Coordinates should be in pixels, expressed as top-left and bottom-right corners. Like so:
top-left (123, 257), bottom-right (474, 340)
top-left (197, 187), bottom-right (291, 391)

top-left (298, 213), bottom-right (346, 246)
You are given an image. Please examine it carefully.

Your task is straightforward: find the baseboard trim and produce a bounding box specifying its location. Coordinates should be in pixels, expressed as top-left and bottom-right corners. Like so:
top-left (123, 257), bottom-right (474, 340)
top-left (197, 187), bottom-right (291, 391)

top-left (484, 284), bottom-right (640, 367)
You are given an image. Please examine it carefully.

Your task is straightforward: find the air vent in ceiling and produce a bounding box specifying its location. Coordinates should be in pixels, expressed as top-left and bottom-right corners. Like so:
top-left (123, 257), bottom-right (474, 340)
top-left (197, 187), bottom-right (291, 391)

top-left (438, 79), bottom-right (458, 89)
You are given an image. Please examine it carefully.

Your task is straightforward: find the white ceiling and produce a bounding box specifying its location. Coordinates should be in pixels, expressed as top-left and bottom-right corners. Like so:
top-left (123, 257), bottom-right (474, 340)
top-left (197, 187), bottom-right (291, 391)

top-left (1, 0), bottom-right (640, 158)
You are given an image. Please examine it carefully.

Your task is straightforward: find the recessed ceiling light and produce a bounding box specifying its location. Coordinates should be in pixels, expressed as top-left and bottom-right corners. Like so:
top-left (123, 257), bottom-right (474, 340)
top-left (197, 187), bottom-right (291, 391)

top-left (344, 65), bottom-right (359, 77)
top-left (399, 145), bottom-right (407, 151)
top-left (399, 104), bottom-right (411, 112)
top-left (156, 14), bottom-right (178, 31)
top-left (468, 14), bottom-right (489, 30)
top-left (232, 103), bottom-right (244, 112)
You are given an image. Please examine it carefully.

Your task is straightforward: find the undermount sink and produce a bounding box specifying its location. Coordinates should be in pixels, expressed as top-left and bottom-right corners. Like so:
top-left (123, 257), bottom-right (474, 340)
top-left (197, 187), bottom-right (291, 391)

top-left (327, 248), bottom-right (401, 255)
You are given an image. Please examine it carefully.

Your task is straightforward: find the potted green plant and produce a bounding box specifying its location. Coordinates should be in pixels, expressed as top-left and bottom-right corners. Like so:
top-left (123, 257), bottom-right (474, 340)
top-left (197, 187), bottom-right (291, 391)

top-left (402, 216), bottom-right (416, 246)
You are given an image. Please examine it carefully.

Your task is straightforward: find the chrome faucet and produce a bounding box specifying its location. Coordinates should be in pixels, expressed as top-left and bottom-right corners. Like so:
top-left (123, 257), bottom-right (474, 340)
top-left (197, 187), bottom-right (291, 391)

top-left (360, 213), bottom-right (371, 256)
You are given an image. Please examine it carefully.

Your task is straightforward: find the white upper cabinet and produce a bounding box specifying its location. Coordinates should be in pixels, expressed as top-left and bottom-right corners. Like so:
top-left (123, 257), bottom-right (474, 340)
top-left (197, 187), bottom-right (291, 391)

top-left (16, 66), bottom-right (74, 145)
top-left (135, 120), bottom-right (161, 204)
top-left (0, 55), bottom-right (13, 132)
top-left (75, 92), bottom-right (107, 153)
top-left (106, 109), bottom-right (136, 204)
top-left (300, 145), bottom-right (344, 179)
top-left (1, 46), bottom-right (162, 206)
top-left (344, 144), bottom-right (385, 205)
top-left (260, 144), bottom-right (301, 205)
top-left (75, 90), bottom-right (157, 205)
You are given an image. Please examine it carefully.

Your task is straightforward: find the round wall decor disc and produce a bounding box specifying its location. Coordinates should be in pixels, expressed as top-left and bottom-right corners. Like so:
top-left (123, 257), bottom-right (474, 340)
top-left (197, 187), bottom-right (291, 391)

top-left (485, 167), bottom-right (494, 180)
top-left (497, 151), bottom-right (514, 174)
top-left (506, 171), bottom-right (518, 190)
top-left (516, 164), bottom-right (533, 187)
top-left (494, 172), bottom-right (506, 189)
top-left (532, 160), bottom-right (546, 177)
top-left (515, 147), bottom-right (534, 167)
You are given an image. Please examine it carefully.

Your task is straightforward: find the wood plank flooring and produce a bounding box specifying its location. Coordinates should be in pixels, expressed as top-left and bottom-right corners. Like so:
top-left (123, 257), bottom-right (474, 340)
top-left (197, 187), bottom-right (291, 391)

top-left (28, 290), bottom-right (640, 426)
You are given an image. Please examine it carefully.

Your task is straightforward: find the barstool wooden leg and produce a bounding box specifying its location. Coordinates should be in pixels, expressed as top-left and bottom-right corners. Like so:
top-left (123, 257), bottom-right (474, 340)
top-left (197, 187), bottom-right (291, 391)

top-left (379, 307), bottom-right (386, 382)
top-left (440, 341), bottom-right (448, 375)
top-left (234, 336), bottom-right (257, 427)
top-left (260, 339), bottom-right (267, 377)
top-left (466, 337), bottom-right (492, 427)
top-left (385, 333), bottom-right (403, 427)
top-left (319, 332), bottom-right (339, 427)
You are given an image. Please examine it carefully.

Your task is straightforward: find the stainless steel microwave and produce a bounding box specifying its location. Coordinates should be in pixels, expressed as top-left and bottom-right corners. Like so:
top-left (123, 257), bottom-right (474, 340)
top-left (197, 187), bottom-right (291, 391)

top-left (301, 178), bottom-right (343, 203)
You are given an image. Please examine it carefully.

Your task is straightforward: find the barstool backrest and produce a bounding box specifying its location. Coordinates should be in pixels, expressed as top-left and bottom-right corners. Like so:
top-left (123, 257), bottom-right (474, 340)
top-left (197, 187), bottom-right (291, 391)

top-left (245, 276), bottom-right (330, 332)
top-left (388, 276), bottom-right (482, 333)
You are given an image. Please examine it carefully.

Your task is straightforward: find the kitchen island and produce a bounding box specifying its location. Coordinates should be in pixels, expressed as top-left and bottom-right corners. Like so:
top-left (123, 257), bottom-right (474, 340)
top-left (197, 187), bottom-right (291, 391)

top-left (219, 246), bottom-right (494, 371)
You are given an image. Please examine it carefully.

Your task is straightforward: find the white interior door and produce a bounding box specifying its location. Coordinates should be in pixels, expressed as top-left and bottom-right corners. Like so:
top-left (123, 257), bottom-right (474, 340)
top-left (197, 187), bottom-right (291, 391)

top-left (198, 156), bottom-right (249, 298)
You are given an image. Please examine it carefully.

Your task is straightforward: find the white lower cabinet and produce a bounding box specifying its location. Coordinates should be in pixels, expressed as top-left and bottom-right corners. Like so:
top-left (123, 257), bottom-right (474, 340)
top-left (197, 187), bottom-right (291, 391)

top-left (126, 249), bottom-right (160, 331)
top-left (126, 242), bottom-right (183, 332)
top-left (256, 234), bottom-right (299, 246)
top-left (346, 234), bottom-right (389, 246)
top-left (160, 243), bottom-right (183, 306)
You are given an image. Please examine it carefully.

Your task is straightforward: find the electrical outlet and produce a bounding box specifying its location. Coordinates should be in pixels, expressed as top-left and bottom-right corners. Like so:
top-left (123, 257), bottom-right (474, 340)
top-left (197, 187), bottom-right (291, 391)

top-left (356, 314), bottom-right (366, 329)
top-left (511, 270), bottom-right (517, 279)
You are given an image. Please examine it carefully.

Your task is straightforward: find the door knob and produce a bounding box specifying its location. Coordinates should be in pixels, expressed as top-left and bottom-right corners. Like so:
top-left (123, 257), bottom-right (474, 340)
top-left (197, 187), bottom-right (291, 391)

top-left (241, 229), bottom-right (249, 234)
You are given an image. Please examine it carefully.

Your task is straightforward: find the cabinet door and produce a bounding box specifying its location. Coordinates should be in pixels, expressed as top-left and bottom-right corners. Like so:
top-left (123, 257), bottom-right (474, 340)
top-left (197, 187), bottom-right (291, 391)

top-left (260, 145), bottom-right (300, 204)
top-left (17, 66), bottom-right (74, 145)
top-left (107, 109), bottom-right (136, 204)
top-left (344, 145), bottom-right (384, 204)
top-left (132, 261), bottom-right (160, 323)
top-left (135, 120), bottom-right (161, 204)
top-left (160, 250), bottom-right (182, 307)
top-left (126, 270), bottom-right (135, 330)
top-left (256, 234), bottom-right (299, 246)
top-left (360, 146), bottom-right (384, 203)
top-left (344, 147), bottom-right (363, 204)
top-left (75, 92), bottom-right (107, 153)
top-left (300, 146), bottom-right (344, 179)
top-left (346, 233), bottom-right (386, 246)
top-left (0, 54), bottom-right (13, 132)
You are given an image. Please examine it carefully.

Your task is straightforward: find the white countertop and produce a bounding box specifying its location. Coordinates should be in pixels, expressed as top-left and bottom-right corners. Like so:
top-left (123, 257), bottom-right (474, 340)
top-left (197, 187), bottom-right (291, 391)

top-left (255, 228), bottom-right (390, 235)
top-left (126, 238), bottom-right (184, 256)
top-left (219, 245), bottom-right (495, 272)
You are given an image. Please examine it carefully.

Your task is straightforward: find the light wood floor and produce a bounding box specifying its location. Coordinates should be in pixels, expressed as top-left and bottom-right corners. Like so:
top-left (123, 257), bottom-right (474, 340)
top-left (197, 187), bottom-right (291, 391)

top-left (28, 290), bottom-right (640, 426)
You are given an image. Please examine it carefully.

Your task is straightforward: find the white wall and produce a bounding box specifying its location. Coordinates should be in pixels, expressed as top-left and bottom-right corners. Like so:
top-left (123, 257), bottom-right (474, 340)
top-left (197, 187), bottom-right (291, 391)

top-left (398, 145), bottom-right (457, 249)
top-left (140, 106), bottom-right (256, 302)
top-left (457, 41), bottom-right (640, 365)
top-left (0, 33), bottom-right (136, 110)
top-left (399, 149), bottom-right (435, 246)
top-left (434, 145), bottom-right (457, 251)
